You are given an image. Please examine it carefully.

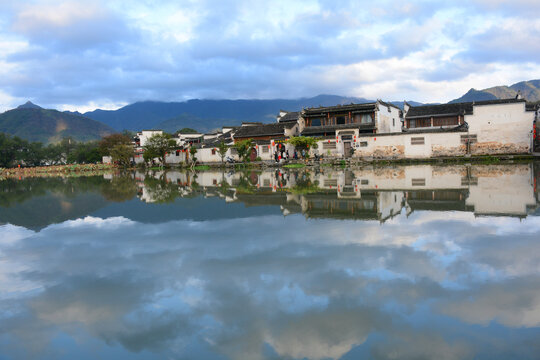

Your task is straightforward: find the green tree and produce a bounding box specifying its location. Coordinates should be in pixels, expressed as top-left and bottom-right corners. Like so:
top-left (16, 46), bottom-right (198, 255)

top-left (0, 133), bottom-right (21, 167)
top-left (60, 137), bottom-right (76, 163)
top-left (143, 133), bottom-right (177, 167)
top-left (68, 141), bottom-right (101, 164)
top-left (233, 139), bottom-right (253, 162)
top-left (189, 146), bottom-right (198, 167)
top-left (22, 141), bottom-right (45, 166)
top-left (43, 143), bottom-right (64, 165)
top-left (99, 133), bottom-right (132, 156)
top-left (286, 136), bottom-right (319, 150)
top-left (217, 141), bottom-right (228, 164)
top-left (110, 144), bottom-right (133, 167)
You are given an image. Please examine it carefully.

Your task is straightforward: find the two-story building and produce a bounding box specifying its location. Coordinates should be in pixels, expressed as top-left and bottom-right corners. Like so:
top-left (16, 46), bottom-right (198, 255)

top-left (300, 100), bottom-right (402, 158)
top-left (403, 98), bottom-right (535, 155)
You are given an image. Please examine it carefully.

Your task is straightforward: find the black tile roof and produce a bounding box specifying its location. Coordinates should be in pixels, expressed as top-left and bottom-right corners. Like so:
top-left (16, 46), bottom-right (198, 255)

top-left (402, 123), bottom-right (468, 134)
top-left (234, 122), bottom-right (295, 138)
top-left (200, 133), bottom-right (234, 147)
top-left (526, 103), bottom-right (539, 111)
top-left (278, 111), bottom-right (300, 122)
top-left (406, 98), bottom-right (526, 118)
top-left (304, 102), bottom-right (377, 116)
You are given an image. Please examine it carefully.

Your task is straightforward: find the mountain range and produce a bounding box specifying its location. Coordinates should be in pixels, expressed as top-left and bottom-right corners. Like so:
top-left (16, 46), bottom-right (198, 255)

top-left (1, 79), bottom-right (538, 143)
top-left (0, 102), bottom-right (114, 144)
top-left (449, 80), bottom-right (540, 103)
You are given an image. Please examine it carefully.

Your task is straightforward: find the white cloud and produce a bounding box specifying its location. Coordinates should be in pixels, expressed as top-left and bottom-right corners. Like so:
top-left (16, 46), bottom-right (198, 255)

top-left (0, 0), bottom-right (538, 111)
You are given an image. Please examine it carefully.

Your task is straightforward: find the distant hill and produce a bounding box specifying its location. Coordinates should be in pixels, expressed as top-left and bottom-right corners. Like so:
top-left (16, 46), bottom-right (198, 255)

top-left (0, 103), bottom-right (114, 144)
top-left (83, 95), bottom-right (388, 132)
top-left (450, 79), bottom-right (540, 103)
top-left (17, 101), bottom-right (42, 110)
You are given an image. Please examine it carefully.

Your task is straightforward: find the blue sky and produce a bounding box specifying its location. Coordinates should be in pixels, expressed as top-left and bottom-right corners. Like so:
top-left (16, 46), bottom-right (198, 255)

top-left (0, 0), bottom-right (539, 112)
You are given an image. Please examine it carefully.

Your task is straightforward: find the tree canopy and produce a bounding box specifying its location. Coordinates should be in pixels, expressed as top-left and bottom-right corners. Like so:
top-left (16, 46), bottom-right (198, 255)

top-left (142, 133), bottom-right (177, 166)
top-left (233, 139), bottom-right (253, 162)
top-left (286, 136), bottom-right (319, 149)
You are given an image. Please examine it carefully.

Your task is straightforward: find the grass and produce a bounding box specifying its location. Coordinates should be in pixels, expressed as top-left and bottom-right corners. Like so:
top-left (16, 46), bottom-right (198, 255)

top-left (194, 165), bottom-right (210, 170)
top-left (283, 163), bottom-right (306, 168)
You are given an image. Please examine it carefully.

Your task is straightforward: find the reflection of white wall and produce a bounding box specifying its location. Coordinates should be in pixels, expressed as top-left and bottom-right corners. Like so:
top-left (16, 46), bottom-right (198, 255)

top-left (378, 191), bottom-right (404, 221)
top-left (466, 165), bottom-right (536, 215)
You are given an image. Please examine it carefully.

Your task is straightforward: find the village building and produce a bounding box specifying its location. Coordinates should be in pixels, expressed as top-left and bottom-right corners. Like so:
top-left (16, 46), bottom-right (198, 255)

top-left (298, 100), bottom-right (402, 158)
top-left (192, 129), bottom-right (237, 163)
top-left (177, 131), bottom-right (204, 147)
top-left (233, 122), bottom-right (300, 161)
top-left (401, 98), bottom-right (535, 156)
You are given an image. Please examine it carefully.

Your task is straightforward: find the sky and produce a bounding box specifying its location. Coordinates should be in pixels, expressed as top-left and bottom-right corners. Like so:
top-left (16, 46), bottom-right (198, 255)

top-left (0, 0), bottom-right (539, 113)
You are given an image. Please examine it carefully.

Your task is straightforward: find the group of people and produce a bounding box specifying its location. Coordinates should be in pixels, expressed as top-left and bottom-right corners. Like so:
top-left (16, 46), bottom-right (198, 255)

top-left (273, 146), bottom-right (307, 163)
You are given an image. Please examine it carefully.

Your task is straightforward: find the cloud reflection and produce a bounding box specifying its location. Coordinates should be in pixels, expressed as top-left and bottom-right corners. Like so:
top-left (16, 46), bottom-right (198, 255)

top-left (0, 208), bottom-right (539, 359)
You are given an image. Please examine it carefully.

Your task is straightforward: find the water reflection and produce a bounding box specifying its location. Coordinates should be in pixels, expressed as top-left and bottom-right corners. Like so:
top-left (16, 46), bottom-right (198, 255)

top-left (0, 163), bottom-right (539, 359)
top-left (132, 163), bottom-right (539, 220)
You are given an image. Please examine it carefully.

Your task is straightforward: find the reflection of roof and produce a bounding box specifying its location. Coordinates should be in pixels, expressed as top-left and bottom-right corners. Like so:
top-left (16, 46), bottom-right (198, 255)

top-left (406, 98), bottom-right (526, 118)
top-left (234, 122), bottom-right (295, 138)
top-left (406, 190), bottom-right (469, 212)
top-left (235, 193), bottom-right (289, 206)
top-left (302, 123), bottom-right (375, 136)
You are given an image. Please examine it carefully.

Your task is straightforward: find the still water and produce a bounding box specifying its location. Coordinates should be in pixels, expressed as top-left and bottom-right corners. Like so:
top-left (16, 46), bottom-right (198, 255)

top-left (1, 163), bottom-right (540, 360)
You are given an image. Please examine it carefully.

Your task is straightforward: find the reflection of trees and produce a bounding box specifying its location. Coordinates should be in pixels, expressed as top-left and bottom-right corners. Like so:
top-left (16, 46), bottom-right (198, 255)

top-left (235, 172), bottom-right (256, 194)
top-left (291, 170), bottom-right (321, 194)
top-left (101, 175), bottom-right (137, 202)
top-left (143, 176), bottom-right (180, 203)
top-left (0, 176), bottom-right (109, 206)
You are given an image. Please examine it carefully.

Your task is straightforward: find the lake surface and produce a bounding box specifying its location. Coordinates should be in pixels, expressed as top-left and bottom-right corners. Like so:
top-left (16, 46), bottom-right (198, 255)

top-left (1, 163), bottom-right (540, 360)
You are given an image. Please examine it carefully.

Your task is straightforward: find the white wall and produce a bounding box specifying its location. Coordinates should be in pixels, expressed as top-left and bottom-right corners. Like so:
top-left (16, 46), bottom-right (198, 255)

top-left (138, 130), bottom-right (163, 147)
top-left (377, 103), bottom-right (402, 134)
top-left (466, 102), bottom-right (534, 154)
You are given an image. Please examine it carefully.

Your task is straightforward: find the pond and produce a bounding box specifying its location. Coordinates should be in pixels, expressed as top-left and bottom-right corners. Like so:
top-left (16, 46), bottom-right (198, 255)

top-left (1, 163), bottom-right (540, 359)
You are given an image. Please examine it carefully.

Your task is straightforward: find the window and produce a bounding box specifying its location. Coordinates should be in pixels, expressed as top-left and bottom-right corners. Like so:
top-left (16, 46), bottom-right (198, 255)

top-left (411, 137), bottom-right (425, 145)
top-left (412, 178), bottom-right (426, 186)
top-left (310, 118), bottom-right (322, 126)
top-left (392, 118), bottom-right (395, 127)
top-left (262, 145), bottom-right (269, 153)
top-left (211, 148), bottom-right (216, 155)
top-left (433, 116), bottom-right (459, 127)
top-left (408, 118), bottom-right (430, 128)
top-left (336, 116), bottom-right (346, 125)
top-left (359, 141), bottom-right (368, 147)
top-left (361, 179), bottom-right (369, 185)
top-left (323, 142), bottom-right (337, 150)
top-left (324, 179), bottom-right (338, 187)
top-left (460, 134), bottom-right (477, 144)
top-left (361, 114), bottom-right (372, 124)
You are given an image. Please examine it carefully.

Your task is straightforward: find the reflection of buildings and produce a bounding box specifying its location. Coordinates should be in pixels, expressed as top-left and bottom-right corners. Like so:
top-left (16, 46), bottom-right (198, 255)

top-left (134, 163), bottom-right (540, 218)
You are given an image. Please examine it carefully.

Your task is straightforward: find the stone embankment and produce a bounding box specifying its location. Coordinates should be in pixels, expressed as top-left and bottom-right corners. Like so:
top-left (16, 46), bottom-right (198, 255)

top-left (0, 164), bottom-right (117, 179)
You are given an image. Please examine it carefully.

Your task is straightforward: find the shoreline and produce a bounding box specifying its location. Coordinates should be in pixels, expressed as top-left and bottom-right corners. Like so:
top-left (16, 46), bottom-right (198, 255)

top-left (1, 154), bottom-right (538, 179)
top-left (0, 163), bottom-right (118, 179)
